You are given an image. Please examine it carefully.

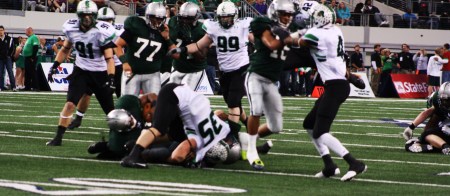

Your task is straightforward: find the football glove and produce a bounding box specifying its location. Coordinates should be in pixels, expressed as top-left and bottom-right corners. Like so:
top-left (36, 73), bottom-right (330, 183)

top-left (271, 26), bottom-right (290, 42)
top-left (105, 74), bottom-right (115, 93)
top-left (402, 127), bottom-right (413, 140)
top-left (442, 125), bottom-right (450, 135)
top-left (48, 61), bottom-right (60, 83)
top-left (166, 47), bottom-right (187, 56)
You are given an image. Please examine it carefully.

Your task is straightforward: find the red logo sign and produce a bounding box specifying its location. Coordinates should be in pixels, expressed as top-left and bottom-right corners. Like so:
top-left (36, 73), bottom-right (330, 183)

top-left (390, 74), bottom-right (428, 98)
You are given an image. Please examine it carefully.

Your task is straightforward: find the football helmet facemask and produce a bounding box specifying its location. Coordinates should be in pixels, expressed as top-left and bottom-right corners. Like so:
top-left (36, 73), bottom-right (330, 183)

top-left (77, 0), bottom-right (98, 31)
top-left (268, 0), bottom-right (295, 28)
top-left (178, 2), bottom-right (201, 27)
top-left (311, 4), bottom-right (336, 28)
top-left (216, 1), bottom-right (238, 29)
top-left (145, 2), bottom-right (167, 30)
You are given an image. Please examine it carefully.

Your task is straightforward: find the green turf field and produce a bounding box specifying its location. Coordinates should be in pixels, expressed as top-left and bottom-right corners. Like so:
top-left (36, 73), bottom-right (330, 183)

top-left (0, 92), bottom-right (449, 195)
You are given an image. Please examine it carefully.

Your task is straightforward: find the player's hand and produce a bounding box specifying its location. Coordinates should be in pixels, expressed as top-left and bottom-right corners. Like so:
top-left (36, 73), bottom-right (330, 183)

top-left (48, 68), bottom-right (57, 83)
top-left (123, 63), bottom-right (132, 77)
top-left (160, 24), bottom-right (170, 40)
top-left (271, 26), bottom-right (290, 42)
top-left (402, 127), bottom-right (413, 140)
top-left (166, 47), bottom-right (187, 57)
top-left (105, 74), bottom-right (115, 93)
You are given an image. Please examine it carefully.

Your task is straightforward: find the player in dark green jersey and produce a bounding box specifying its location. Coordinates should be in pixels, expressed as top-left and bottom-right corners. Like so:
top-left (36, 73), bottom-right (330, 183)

top-left (88, 93), bottom-right (158, 159)
top-left (243, 0), bottom-right (295, 171)
top-left (402, 83), bottom-right (450, 155)
top-left (167, 2), bottom-right (208, 90)
top-left (115, 2), bottom-right (174, 97)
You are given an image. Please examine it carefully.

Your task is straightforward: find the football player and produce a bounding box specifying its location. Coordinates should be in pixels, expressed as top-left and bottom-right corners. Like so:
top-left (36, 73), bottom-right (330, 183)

top-left (67, 7), bottom-right (125, 130)
top-left (167, 2), bottom-right (208, 90)
top-left (402, 83), bottom-right (450, 155)
top-left (88, 93), bottom-right (159, 159)
top-left (167, 1), bottom-right (250, 125)
top-left (239, 0), bottom-right (296, 170)
top-left (115, 2), bottom-right (173, 97)
top-left (298, 4), bottom-right (367, 181)
top-left (46, 0), bottom-right (116, 146)
top-left (120, 83), bottom-right (235, 168)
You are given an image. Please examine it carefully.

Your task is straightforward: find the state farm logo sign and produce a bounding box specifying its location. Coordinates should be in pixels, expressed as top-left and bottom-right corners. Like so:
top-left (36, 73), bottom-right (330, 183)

top-left (394, 81), bottom-right (427, 94)
top-left (0, 178), bottom-right (246, 195)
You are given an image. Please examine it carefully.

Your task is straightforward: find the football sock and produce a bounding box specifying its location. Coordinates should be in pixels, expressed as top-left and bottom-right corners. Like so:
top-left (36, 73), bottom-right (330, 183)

top-left (141, 147), bottom-right (171, 163)
top-left (56, 125), bottom-right (67, 139)
top-left (343, 153), bottom-right (358, 165)
top-left (317, 133), bottom-right (349, 157)
top-left (76, 110), bottom-right (84, 118)
top-left (321, 154), bottom-right (335, 168)
top-left (247, 134), bottom-right (260, 163)
top-left (129, 144), bottom-right (145, 160)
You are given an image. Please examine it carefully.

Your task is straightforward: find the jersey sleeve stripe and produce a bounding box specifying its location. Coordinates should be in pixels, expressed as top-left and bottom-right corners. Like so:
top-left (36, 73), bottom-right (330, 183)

top-left (101, 34), bottom-right (116, 45)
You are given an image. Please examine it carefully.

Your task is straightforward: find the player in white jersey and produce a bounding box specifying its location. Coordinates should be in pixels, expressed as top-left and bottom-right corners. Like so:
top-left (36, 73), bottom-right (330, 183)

top-left (167, 1), bottom-right (251, 124)
top-left (67, 7), bottom-right (125, 131)
top-left (121, 83), bottom-right (233, 168)
top-left (46, 0), bottom-right (117, 146)
top-left (299, 4), bottom-right (367, 181)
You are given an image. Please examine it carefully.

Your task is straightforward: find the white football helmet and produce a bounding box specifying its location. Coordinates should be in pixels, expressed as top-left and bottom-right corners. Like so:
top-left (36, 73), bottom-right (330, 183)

top-left (311, 4), bottom-right (336, 28)
top-left (77, 0), bottom-right (98, 30)
top-left (268, 0), bottom-right (296, 28)
top-left (107, 109), bottom-right (132, 132)
top-left (145, 2), bottom-right (167, 30)
top-left (98, 7), bottom-right (115, 23)
top-left (439, 82), bottom-right (450, 111)
top-left (216, 1), bottom-right (238, 29)
top-left (204, 140), bottom-right (230, 164)
top-left (178, 2), bottom-right (201, 26)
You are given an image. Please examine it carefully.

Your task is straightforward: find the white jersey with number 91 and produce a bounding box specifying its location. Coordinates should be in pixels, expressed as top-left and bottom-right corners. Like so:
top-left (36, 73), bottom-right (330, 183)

top-left (202, 17), bottom-right (252, 72)
top-left (63, 19), bottom-right (116, 71)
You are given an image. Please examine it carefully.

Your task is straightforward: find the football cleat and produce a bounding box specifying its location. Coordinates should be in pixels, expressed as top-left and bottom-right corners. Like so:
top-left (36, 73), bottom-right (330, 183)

top-left (46, 138), bottom-right (62, 146)
top-left (315, 164), bottom-right (341, 178)
top-left (348, 73), bottom-right (366, 89)
top-left (68, 117), bottom-right (82, 130)
top-left (120, 156), bottom-right (148, 169)
top-left (251, 159), bottom-right (265, 171)
top-left (340, 161), bottom-right (367, 181)
top-left (87, 141), bottom-right (108, 154)
top-left (256, 140), bottom-right (273, 155)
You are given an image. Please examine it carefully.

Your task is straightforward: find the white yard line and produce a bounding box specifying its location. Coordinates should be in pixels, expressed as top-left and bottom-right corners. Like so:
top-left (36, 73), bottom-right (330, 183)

top-left (0, 152), bottom-right (448, 189)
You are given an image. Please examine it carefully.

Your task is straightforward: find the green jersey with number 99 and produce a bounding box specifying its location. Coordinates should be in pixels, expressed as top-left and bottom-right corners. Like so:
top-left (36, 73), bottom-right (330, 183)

top-left (122, 16), bottom-right (168, 74)
top-left (248, 17), bottom-right (284, 82)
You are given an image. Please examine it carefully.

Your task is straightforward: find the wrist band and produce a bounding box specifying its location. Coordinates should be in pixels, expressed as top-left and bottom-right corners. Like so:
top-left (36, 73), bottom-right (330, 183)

top-left (118, 55), bottom-right (128, 64)
top-left (52, 61), bottom-right (61, 69)
top-left (409, 123), bottom-right (416, 130)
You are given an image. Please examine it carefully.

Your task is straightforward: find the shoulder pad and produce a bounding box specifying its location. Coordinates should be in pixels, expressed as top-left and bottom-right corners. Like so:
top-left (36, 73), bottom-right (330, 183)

top-left (62, 18), bottom-right (80, 34)
top-left (124, 16), bottom-right (147, 31)
top-left (250, 17), bottom-right (272, 36)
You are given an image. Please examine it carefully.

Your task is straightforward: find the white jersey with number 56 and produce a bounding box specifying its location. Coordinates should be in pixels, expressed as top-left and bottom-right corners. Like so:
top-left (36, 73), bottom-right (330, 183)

top-left (62, 19), bottom-right (116, 71)
top-left (302, 26), bottom-right (347, 82)
top-left (202, 17), bottom-right (252, 72)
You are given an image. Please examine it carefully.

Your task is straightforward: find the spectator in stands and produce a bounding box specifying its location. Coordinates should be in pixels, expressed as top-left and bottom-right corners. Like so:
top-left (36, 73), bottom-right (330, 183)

top-left (440, 12), bottom-right (450, 30)
top-left (14, 37), bottom-right (26, 90)
top-left (27, 0), bottom-right (48, 11)
top-left (52, 36), bottom-right (70, 62)
top-left (353, 2), bottom-right (364, 26)
top-left (350, 44), bottom-right (364, 72)
top-left (442, 43), bottom-right (450, 83)
top-left (396, 43), bottom-right (415, 74)
top-left (68, 0), bottom-right (81, 13)
top-left (50, 0), bottom-right (68, 12)
top-left (329, 0), bottom-right (338, 10)
top-left (417, 2), bottom-right (429, 27)
top-left (336, 2), bottom-right (353, 26)
top-left (413, 48), bottom-right (428, 75)
top-left (403, 8), bottom-right (417, 24)
top-left (361, 0), bottom-right (388, 27)
top-left (378, 48), bottom-right (396, 97)
top-left (427, 47), bottom-right (448, 96)
top-left (252, 0), bottom-right (267, 15)
top-left (0, 25), bottom-right (16, 91)
top-left (370, 44), bottom-right (382, 96)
